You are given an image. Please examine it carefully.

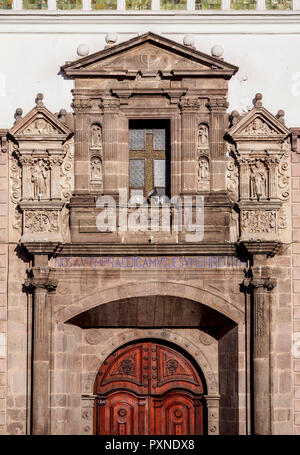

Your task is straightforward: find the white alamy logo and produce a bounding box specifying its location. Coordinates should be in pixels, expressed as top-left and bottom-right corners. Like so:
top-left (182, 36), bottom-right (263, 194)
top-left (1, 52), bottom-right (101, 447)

top-left (95, 189), bottom-right (204, 243)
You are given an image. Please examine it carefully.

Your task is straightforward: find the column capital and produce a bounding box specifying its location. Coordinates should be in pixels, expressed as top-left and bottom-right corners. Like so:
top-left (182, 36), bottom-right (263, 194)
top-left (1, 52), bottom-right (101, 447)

top-left (25, 267), bottom-right (57, 292)
top-left (179, 97), bottom-right (200, 112)
top-left (101, 97), bottom-right (120, 113)
top-left (242, 276), bottom-right (277, 292)
top-left (207, 97), bottom-right (229, 113)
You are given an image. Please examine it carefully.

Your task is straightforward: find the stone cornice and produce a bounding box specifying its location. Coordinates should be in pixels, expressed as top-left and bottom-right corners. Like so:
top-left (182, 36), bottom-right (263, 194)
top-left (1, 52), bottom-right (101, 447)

top-left (238, 240), bottom-right (282, 257)
top-left (1, 12), bottom-right (300, 36)
top-left (22, 241), bottom-right (239, 257)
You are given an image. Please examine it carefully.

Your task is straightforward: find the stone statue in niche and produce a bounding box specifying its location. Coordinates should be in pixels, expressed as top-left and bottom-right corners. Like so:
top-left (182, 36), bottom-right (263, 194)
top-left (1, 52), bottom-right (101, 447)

top-left (32, 160), bottom-right (47, 199)
top-left (250, 161), bottom-right (267, 201)
top-left (197, 154), bottom-right (210, 191)
top-left (198, 124), bottom-right (209, 148)
top-left (91, 124), bottom-right (102, 148)
top-left (91, 155), bottom-right (103, 183)
top-left (198, 156), bottom-right (209, 181)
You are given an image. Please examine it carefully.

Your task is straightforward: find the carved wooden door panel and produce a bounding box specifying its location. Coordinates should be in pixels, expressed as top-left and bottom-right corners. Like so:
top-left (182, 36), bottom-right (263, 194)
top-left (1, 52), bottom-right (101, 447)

top-left (94, 341), bottom-right (204, 435)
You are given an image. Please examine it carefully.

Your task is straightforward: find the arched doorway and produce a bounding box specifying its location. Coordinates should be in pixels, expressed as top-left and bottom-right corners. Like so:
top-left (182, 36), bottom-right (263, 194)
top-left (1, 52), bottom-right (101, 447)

top-left (93, 340), bottom-right (206, 435)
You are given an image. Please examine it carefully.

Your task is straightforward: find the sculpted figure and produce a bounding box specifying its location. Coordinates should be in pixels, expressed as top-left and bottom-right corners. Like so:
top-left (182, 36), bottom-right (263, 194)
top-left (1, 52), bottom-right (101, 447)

top-left (32, 161), bottom-right (47, 199)
top-left (198, 156), bottom-right (209, 181)
top-left (91, 156), bottom-right (102, 182)
top-left (91, 124), bottom-right (102, 148)
top-left (198, 124), bottom-right (209, 147)
top-left (250, 161), bottom-right (266, 200)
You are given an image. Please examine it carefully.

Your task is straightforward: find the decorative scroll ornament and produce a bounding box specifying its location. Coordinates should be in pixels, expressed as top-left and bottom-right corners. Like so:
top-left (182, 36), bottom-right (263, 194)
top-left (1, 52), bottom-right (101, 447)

top-left (226, 143), bottom-right (239, 202)
top-left (278, 209), bottom-right (288, 230)
top-left (10, 151), bottom-right (22, 233)
top-left (278, 154), bottom-right (290, 202)
top-left (24, 210), bottom-right (59, 233)
top-left (10, 152), bottom-right (22, 204)
top-left (60, 142), bottom-right (74, 201)
top-left (241, 210), bottom-right (276, 234)
top-left (242, 117), bottom-right (277, 136)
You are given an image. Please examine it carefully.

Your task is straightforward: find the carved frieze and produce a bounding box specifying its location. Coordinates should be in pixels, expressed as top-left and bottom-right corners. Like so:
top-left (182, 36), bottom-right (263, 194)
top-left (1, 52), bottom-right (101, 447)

top-left (24, 210), bottom-right (59, 233)
top-left (241, 210), bottom-right (277, 234)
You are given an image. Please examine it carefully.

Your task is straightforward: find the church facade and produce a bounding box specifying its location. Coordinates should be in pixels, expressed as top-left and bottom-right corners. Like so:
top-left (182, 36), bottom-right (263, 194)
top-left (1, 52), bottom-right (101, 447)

top-left (0, 26), bottom-right (300, 435)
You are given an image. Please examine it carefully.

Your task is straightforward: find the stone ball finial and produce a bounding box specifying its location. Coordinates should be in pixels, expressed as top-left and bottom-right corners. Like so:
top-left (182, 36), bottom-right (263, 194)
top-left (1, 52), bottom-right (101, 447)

top-left (277, 109), bottom-right (285, 123)
top-left (14, 107), bottom-right (23, 124)
top-left (254, 93), bottom-right (263, 107)
top-left (211, 44), bottom-right (224, 58)
top-left (36, 93), bottom-right (44, 107)
top-left (58, 108), bottom-right (67, 123)
top-left (105, 33), bottom-right (118, 46)
top-left (230, 110), bottom-right (239, 126)
top-left (77, 43), bottom-right (90, 57)
top-left (183, 35), bottom-right (195, 48)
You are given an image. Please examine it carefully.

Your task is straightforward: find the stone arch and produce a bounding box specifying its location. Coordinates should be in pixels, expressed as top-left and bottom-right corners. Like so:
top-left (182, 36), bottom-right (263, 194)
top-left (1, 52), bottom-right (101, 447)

top-left (82, 328), bottom-right (218, 396)
top-left (55, 280), bottom-right (244, 325)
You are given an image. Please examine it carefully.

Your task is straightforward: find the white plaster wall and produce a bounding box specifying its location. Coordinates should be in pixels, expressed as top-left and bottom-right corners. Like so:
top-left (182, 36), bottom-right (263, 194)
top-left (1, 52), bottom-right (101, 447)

top-left (0, 15), bottom-right (299, 126)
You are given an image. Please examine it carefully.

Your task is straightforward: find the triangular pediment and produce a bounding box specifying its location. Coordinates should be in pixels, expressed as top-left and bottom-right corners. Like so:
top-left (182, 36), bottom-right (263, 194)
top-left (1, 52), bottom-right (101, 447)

top-left (228, 106), bottom-right (290, 141)
top-left (10, 105), bottom-right (72, 140)
top-left (61, 32), bottom-right (238, 78)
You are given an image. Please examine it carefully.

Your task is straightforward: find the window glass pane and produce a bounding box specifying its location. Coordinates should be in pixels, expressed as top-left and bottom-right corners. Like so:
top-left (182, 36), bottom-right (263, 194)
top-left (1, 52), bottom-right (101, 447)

top-left (195, 0), bottom-right (221, 8)
top-left (230, 0), bottom-right (256, 8)
top-left (154, 160), bottom-right (166, 188)
top-left (153, 129), bottom-right (166, 151)
top-left (130, 160), bottom-right (145, 188)
top-left (126, 0), bottom-right (151, 8)
top-left (91, 0), bottom-right (117, 8)
top-left (130, 129), bottom-right (145, 150)
top-left (0, 0), bottom-right (12, 9)
top-left (266, 0), bottom-right (292, 8)
top-left (57, 0), bottom-right (82, 8)
top-left (160, 0), bottom-right (187, 9)
top-left (23, 0), bottom-right (48, 8)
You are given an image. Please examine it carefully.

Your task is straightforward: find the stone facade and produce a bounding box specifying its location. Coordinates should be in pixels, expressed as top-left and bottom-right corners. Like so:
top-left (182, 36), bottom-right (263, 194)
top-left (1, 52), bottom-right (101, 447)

top-left (0, 32), bottom-right (299, 435)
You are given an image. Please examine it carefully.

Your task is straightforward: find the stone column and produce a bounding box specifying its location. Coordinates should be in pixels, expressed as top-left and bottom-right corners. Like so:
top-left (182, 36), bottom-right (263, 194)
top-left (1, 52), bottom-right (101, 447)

top-left (102, 97), bottom-right (120, 195)
top-left (19, 155), bottom-right (33, 200)
top-left (243, 261), bottom-right (276, 435)
top-left (49, 155), bottom-right (64, 200)
top-left (266, 157), bottom-right (279, 201)
top-left (72, 98), bottom-right (92, 194)
top-left (204, 394), bottom-right (220, 435)
top-left (237, 158), bottom-right (250, 201)
top-left (179, 98), bottom-right (198, 194)
top-left (25, 265), bottom-right (57, 435)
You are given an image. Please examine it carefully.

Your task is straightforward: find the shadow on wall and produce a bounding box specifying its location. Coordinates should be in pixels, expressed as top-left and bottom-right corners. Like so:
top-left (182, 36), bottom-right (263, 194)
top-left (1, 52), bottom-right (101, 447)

top-left (219, 325), bottom-right (239, 435)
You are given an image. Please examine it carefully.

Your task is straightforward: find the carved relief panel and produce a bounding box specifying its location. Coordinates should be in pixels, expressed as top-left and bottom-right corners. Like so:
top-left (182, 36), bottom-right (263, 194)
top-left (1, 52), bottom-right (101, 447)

top-left (227, 96), bottom-right (291, 242)
top-left (9, 95), bottom-right (73, 243)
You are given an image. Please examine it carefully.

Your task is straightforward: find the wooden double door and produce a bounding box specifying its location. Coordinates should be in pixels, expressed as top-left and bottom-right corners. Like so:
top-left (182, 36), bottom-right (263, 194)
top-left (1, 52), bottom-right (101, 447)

top-left (94, 341), bottom-right (205, 435)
